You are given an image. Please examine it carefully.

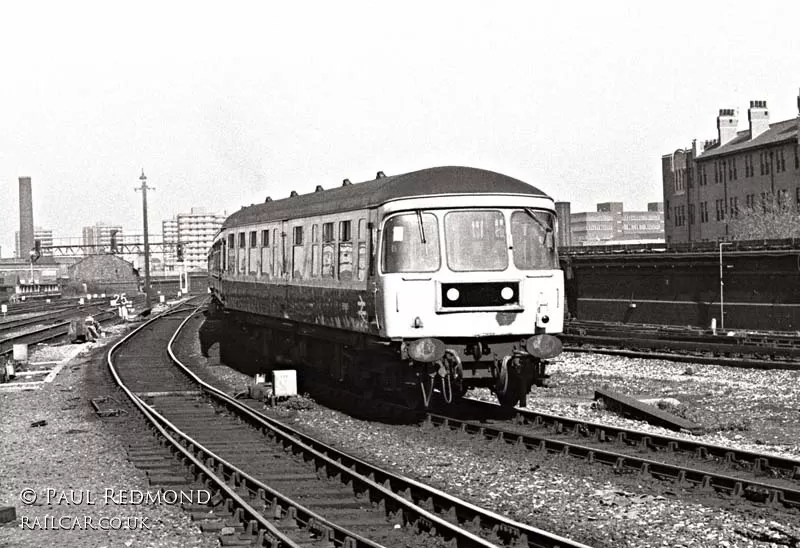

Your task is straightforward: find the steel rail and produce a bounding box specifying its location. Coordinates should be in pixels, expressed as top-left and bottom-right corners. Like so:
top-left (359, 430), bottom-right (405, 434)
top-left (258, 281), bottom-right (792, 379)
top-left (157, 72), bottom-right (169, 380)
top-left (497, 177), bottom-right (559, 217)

top-left (161, 309), bottom-right (509, 548)
top-left (561, 342), bottom-right (800, 370)
top-left (425, 411), bottom-right (800, 509)
top-left (164, 310), bottom-right (592, 548)
top-left (0, 310), bottom-right (118, 357)
top-left (106, 301), bottom-right (304, 548)
top-left (459, 398), bottom-right (800, 479)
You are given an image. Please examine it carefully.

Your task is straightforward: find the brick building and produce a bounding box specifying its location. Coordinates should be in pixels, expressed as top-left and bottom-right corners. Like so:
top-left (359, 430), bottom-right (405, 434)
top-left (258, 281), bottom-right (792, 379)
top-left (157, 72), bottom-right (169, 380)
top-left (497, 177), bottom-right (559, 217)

top-left (663, 89), bottom-right (800, 243)
top-left (65, 254), bottom-right (139, 296)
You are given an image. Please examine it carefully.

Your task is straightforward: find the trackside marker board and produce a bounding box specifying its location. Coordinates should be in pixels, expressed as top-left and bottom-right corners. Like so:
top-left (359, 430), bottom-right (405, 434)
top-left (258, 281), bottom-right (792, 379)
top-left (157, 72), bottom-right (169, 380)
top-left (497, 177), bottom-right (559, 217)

top-left (272, 370), bottom-right (297, 397)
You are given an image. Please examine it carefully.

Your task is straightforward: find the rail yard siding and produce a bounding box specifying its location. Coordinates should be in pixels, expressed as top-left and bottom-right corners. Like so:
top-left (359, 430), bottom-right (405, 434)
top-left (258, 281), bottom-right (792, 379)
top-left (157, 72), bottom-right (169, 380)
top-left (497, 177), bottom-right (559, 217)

top-left (567, 253), bottom-right (800, 330)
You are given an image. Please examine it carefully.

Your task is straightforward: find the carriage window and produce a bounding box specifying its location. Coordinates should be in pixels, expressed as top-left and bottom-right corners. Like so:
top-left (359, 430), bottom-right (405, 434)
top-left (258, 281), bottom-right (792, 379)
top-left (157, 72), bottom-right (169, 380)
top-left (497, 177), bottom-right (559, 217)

top-left (292, 226), bottom-right (305, 279)
top-left (238, 233), bottom-right (246, 248)
top-left (228, 234), bottom-right (235, 248)
top-left (261, 230), bottom-right (269, 247)
top-left (322, 222), bottom-right (334, 242)
top-left (250, 231), bottom-right (257, 247)
top-left (339, 220), bottom-right (352, 242)
top-left (511, 210), bottom-right (557, 269)
top-left (381, 213), bottom-right (440, 273)
top-left (444, 210), bottom-right (508, 272)
top-left (312, 224), bottom-right (319, 243)
top-left (321, 243), bottom-right (335, 278)
top-left (357, 219), bottom-right (366, 241)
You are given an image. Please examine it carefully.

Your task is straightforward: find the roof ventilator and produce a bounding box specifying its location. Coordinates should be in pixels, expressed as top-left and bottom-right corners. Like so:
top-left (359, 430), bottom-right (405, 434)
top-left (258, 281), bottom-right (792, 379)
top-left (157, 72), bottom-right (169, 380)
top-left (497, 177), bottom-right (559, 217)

top-left (265, 196), bottom-right (272, 202)
top-left (376, 171), bottom-right (386, 179)
top-left (315, 185), bottom-right (324, 192)
top-left (290, 190), bottom-right (299, 197)
top-left (342, 179), bottom-right (352, 186)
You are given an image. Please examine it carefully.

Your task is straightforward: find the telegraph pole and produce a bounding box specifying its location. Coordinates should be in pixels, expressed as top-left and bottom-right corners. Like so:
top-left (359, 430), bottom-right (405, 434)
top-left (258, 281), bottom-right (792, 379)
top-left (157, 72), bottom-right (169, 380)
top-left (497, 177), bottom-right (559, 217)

top-left (136, 170), bottom-right (154, 307)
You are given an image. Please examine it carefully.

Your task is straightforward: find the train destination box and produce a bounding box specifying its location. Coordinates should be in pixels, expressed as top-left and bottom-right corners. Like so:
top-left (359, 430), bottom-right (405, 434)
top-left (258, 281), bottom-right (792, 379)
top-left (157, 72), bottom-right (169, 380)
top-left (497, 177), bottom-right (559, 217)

top-left (272, 370), bottom-right (297, 398)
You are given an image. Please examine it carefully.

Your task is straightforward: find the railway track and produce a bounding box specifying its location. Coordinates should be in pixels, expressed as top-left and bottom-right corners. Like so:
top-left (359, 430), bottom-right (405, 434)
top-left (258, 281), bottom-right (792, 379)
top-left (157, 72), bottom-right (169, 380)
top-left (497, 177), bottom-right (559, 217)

top-left (107, 301), bottom-right (592, 548)
top-left (433, 398), bottom-right (800, 511)
top-left (562, 320), bottom-right (800, 369)
top-left (0, 301), bottom-right (114, 334)
top-left (0, 308), bottom-right (119, 358)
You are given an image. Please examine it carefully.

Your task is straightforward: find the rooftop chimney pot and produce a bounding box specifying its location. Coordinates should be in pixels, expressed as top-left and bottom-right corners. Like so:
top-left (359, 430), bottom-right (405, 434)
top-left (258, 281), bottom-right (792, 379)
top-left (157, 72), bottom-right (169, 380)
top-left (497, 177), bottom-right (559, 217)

top-left (748, 100), bottom-right (770, 139)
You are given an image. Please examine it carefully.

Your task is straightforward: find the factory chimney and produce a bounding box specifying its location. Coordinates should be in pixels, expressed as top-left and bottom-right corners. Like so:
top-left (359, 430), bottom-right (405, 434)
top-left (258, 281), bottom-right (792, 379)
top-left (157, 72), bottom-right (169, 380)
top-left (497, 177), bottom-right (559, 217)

top-left (18, 176), bottom-right (34, 259)
top-left (716, 108), bottom-right (738, 146)
top-left (748, 100), bottom-right (770, 140)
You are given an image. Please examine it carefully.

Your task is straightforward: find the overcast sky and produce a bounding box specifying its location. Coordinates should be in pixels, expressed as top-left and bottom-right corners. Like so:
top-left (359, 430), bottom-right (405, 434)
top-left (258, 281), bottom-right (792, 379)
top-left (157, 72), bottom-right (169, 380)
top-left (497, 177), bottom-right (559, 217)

top-left (2, 1), bottom-right (800, 256)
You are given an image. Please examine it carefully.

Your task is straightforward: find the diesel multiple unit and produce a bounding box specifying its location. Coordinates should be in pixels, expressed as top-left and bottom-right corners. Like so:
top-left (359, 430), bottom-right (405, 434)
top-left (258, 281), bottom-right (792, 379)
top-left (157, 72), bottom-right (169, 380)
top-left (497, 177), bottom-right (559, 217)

top-left (208, 166), bottom-right (563, 407)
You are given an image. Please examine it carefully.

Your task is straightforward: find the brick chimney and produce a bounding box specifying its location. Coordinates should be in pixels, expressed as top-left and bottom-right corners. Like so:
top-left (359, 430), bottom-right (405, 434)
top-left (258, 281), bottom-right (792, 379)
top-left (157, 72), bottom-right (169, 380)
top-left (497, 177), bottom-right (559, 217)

top-left (748, 100), bottom-right (769, 139)
top-left (717, 108), bottom-right (738, 146)
top-left (18, 176), bottom-right (34, 259)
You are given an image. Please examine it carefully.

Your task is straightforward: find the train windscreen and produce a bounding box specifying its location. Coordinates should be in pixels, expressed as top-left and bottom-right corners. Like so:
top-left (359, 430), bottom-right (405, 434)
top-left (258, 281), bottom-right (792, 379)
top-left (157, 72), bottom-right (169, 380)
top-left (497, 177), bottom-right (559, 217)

top-left (381, 213), bottom-right (440, 273)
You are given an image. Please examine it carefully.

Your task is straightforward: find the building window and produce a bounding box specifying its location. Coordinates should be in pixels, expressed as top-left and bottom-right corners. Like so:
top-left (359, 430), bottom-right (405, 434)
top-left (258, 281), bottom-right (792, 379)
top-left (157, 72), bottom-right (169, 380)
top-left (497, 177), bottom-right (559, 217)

top-left (730, 197), bottom-right (738, 218)
top-left (779, 149), bottom-right (786, 172)
top-left (665, 201), bottom-right (670, 221)
top-left (702, 165), bottom-right (707, 185)
top-left (688, 203), bottom-right (695, 225)
top-left (714, 162), bottom-right (719, 184)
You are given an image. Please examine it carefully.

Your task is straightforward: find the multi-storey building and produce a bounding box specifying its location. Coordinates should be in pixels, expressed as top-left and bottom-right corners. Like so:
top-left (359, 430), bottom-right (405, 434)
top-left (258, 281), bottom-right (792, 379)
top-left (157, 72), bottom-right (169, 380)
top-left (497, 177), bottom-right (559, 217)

top-left (161, 219), bottom-right (179, 272)
top-left (81, 223), bottom-right (123, 254)
top-left (567, 202), bottom-right (664, 246)
top-left (15, 227), bottom-right (54, 258)
top-left (162, 207), bottom-right (225, 272)
top-left (663, 89), bottom-right (800, 244)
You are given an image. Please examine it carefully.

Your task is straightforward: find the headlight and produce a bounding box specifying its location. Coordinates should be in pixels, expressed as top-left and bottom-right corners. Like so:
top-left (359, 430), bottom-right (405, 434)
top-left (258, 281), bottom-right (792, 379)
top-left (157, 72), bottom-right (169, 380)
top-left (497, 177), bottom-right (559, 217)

top-left (406, 338), bottom-right (445, 362)
top-left (525, 334), bottom-right (562, 359)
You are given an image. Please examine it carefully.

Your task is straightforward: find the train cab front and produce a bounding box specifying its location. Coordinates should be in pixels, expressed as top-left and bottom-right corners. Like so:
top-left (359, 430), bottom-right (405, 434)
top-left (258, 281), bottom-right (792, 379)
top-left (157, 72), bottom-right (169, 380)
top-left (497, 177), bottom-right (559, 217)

top-left (376, 203), bottom-right (564, 408)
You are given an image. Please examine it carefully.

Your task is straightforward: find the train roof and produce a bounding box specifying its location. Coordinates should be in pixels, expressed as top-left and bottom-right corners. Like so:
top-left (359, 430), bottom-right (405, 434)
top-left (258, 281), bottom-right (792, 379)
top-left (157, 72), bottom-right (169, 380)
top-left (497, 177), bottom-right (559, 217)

top-left (222, 166), bottom-right (550, 229)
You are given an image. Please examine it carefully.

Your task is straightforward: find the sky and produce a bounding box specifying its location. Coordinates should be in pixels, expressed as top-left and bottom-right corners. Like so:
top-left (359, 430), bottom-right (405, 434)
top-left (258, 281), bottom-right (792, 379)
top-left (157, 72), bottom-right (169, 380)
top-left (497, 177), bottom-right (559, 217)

top-left (2, 1), bottom-right (800, 256)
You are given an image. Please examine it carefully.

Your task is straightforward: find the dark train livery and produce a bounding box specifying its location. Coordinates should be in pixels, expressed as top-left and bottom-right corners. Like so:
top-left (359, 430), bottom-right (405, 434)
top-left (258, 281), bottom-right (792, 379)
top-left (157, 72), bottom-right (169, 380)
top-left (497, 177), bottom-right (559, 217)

top-left (208, 166), bottom-right (563, 407)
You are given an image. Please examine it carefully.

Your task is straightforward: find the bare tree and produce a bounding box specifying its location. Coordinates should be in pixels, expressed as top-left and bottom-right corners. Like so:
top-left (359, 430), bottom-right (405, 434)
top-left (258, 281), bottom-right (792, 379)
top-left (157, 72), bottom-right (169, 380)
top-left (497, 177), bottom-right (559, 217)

top-left (728, 193), bottom-right (800, 240)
